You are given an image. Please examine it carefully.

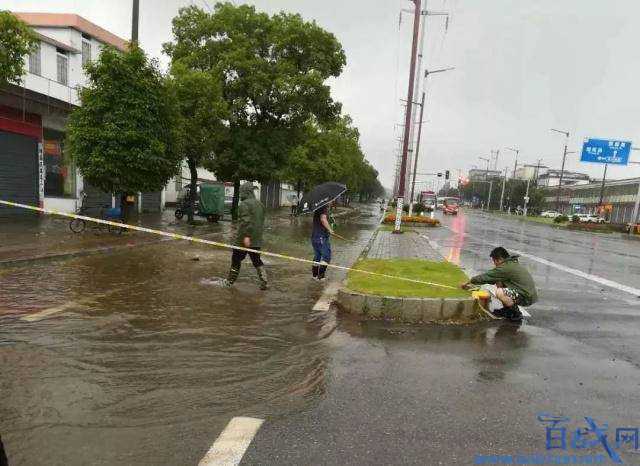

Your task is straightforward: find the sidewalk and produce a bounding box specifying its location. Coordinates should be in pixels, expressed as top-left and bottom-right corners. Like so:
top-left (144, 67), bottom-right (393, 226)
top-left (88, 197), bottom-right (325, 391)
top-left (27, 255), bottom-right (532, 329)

top-left (366, 228), bottom-right (443, 261)
top-left (0, 208), bottom-right (229, 266)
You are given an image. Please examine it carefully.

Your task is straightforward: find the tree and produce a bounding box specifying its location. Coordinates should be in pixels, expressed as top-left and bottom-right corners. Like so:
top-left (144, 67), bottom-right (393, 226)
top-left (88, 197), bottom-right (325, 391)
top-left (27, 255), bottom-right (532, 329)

top-left (164, 3), bottom-right (346, 218)
top-left (282, 115), bottom-right (384, 203)
top-left (66, 46), bottom-right (182, 219)
top-left (0, 11), bottom-right (38, 86)
top-left (170, 62), bottom-right (228, 223)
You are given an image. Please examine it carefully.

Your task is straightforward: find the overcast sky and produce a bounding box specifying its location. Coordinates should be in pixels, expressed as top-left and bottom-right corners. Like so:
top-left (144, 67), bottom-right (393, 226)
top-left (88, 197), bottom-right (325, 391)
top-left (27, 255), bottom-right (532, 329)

top-left (7, 0), bottom-right (640, 188)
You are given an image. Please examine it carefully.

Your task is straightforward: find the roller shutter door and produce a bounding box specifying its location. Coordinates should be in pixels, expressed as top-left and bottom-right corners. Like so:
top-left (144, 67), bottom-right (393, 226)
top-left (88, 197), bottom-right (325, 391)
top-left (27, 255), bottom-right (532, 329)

top-left (0, 130), bottom-right (38, 216)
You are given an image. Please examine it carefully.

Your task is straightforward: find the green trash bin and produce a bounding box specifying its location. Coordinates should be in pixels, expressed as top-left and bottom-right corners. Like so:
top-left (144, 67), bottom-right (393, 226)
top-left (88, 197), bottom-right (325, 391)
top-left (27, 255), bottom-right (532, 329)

top-left (198, 182), bottom-right (225, 222)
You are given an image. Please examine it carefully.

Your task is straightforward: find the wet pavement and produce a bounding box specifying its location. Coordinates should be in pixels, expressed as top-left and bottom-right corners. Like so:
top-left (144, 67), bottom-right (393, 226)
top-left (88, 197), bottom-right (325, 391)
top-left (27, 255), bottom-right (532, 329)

top-left (2, 206), bottom-right (640, 465)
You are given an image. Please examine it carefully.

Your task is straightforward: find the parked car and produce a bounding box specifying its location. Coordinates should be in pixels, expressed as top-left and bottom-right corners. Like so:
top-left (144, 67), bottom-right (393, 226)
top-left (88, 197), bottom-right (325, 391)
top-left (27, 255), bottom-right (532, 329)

top-left (541, 210), bottom-right (560, 218)
top-left (576, 213), bottom-right (606, 224)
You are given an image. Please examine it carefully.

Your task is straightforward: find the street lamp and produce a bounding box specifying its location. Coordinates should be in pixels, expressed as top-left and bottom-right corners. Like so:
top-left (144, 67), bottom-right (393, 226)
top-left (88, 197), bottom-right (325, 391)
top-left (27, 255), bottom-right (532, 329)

top-left (408, 67), bottom-right (454, 216)
top-left (505, 147), bottom-right (519, 179)
top-left (478, 156), bottom-right (492, 210)
top-left (550, 128), bottom-right (570, 212)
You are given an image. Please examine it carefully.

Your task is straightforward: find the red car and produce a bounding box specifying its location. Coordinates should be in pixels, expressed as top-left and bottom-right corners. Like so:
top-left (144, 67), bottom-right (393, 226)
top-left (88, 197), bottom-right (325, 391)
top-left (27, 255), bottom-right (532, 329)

top-left (443, 201), bottom-right (459, 215)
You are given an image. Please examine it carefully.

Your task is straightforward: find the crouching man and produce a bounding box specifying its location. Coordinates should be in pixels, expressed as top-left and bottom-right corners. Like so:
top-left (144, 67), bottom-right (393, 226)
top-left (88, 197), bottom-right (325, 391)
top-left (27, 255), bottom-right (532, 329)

top-left (461, 246), bottom-right (538, 321)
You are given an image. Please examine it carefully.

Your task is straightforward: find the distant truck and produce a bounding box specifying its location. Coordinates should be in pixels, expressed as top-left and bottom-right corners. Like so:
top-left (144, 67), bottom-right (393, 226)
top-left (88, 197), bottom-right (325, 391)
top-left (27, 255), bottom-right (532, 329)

top-left (419, 191), bottom-right (436, 212)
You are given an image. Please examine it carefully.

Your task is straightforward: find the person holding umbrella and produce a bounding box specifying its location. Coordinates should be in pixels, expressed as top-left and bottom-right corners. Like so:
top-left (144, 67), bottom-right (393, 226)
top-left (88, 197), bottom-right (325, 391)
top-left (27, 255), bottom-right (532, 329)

top-left (297, 182), bottom-right (347, 281)
top-left (311, 202), bottom-right (334, 280)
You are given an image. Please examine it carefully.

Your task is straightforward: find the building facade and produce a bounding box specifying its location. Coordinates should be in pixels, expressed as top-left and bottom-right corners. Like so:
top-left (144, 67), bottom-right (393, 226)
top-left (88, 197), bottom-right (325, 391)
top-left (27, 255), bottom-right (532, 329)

top-left (0, 12), bottom-right (129, 216)
top-left (543, 177), bottom-right (640, 224)
top-left (468, 168), bottom-right (502, 181)
top-left (537, 169), bottom-right (590, 187)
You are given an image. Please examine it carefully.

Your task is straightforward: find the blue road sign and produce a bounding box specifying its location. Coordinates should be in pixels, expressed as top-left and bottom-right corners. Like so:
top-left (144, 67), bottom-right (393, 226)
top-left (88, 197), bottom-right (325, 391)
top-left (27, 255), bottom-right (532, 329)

top-left (581, 138), bottom-right (632, 165)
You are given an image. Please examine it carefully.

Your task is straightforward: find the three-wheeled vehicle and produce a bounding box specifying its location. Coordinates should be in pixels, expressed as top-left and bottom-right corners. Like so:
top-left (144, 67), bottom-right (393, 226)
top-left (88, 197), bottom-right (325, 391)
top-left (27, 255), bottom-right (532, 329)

top-left (175, 182), bottom-right (225, 222)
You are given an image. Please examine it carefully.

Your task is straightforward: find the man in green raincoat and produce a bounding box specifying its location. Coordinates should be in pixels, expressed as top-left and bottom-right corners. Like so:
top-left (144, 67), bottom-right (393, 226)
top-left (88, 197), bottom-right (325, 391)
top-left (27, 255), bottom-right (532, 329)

top-left (224, 182), bottom-right (268, 290)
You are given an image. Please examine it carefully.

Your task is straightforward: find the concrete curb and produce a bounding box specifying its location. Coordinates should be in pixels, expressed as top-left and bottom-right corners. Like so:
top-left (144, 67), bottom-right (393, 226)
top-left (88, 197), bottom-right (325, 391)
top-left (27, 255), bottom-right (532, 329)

top-left (336, 287), bottom-right (486, 324)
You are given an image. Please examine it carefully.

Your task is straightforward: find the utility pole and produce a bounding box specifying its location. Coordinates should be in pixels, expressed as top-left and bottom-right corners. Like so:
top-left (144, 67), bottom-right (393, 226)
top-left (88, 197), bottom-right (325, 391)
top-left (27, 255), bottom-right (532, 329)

top-left (408, 91), bottom-right (425, 217)
top-left (505, 147), bottom-right (519, 179)
top-left (499, 166), bottom-right (507, 211)
top-left (487, 180), bottom-right (493, 211)
top-left (404, 7), bottom-right (427, 200)
top-left (132, 0), bottom-right (140, 44)
top-left (534, 158), bottom-right (543, 186)
top-left (394, 0), bottom-right (421, 233)
top-left (551, 128), bottom-right (570, 212)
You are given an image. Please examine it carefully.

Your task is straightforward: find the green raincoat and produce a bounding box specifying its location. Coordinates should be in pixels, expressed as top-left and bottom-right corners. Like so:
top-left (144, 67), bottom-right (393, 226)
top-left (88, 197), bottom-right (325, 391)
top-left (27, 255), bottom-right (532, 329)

top-left (470, 255), bottom-right (538, 306)
top-left (236, 183), bottom-right (265, 248)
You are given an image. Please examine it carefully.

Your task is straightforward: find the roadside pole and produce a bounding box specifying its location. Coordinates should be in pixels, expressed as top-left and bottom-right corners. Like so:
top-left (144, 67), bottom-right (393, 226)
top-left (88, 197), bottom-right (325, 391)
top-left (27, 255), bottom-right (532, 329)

top-left (598, 163), bottom-right (608, 207)
top-left (499, 167), bottom-right (507, 211)
top-left (408, 92), bottom-right (426, 217)
top-left (631, 180), bottom-right (640, 227)
top-left (523, 178), bottom-right (531, 216)
top-left (132, 0), bottom-right (139, 43)
top-left (395, 0), bottom-right (422, 233)
top-left (486, 180), bottom-right (493, 211)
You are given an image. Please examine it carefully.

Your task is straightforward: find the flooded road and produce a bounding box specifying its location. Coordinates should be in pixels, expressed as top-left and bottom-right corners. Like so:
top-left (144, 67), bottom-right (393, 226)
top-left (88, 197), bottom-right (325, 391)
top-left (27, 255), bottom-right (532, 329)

top-left (0, 206), bottom-right (380, 465)
top-left (2, 206), bottom-right (640, 465)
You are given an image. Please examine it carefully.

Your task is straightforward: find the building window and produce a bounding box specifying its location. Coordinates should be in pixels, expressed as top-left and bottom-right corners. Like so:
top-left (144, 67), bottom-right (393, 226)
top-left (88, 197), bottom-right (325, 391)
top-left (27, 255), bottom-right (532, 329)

top-left (29, 42), bottom-right (41, 75)
top-left (43, 129), bottom-right (76, 198)
top-left (82, 34), bottom-right (91, 66)
top-left (56, 49), bottom-right (68, 85)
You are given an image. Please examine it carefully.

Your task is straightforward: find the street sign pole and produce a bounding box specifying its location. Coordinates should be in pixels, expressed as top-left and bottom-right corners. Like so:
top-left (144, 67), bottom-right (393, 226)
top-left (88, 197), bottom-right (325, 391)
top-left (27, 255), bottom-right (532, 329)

top-left (555, 142), bottom-right (568, 212)
top-left (598, 163), bottom-right (608, 207)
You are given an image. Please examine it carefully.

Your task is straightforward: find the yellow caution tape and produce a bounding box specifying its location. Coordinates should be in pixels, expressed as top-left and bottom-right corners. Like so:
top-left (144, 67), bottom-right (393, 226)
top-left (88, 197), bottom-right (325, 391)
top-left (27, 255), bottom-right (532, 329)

top-left (0, 199), bottom-right (458, 290)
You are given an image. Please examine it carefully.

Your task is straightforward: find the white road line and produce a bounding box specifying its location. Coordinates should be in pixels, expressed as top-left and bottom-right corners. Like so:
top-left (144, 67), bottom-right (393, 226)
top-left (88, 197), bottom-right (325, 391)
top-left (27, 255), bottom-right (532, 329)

top-left (198, 416), bottom-right (264, 466)
top-left (509, 248), bottom-right (640, 297)
top-left (440, 225), bottom-right (640, 297)
top-left (312, 281), bottom-right (341, 311)
top-left (21, 301), bottom-right (88, 322)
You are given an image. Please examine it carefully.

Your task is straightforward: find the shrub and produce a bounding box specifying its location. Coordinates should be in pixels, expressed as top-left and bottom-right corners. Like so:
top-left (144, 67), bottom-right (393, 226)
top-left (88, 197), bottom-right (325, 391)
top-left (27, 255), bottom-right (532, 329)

top-left (382, 214), bottom-right (440, 226)
top-left (571, 215), bottom-right (580, 223)
top-left (554, 215), bottom-right (569, 223)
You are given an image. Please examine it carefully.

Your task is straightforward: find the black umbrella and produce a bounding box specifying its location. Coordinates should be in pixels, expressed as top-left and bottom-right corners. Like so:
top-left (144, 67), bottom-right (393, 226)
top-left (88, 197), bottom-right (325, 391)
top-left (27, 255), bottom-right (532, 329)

top-left (296, 182), bottom-right (347, 215)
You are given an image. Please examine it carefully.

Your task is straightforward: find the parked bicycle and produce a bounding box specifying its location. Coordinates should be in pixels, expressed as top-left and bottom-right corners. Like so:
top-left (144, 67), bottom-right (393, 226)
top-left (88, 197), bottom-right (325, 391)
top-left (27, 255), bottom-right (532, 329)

top-left (69, 191), bottom-right (126, 234)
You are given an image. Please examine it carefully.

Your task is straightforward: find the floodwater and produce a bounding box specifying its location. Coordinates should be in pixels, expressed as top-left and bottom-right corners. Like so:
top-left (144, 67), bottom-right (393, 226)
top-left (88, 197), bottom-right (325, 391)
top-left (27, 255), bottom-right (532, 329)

top-left (0, 205), bottom-right (380, 465)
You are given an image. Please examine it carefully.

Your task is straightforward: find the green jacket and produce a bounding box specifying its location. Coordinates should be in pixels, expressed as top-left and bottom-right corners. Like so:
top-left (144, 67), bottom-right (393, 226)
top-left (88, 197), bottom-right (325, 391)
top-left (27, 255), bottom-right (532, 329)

top-left (470, 255), bottom-right (538, 305)
top-left (236, 184), bottom-right (265, 248)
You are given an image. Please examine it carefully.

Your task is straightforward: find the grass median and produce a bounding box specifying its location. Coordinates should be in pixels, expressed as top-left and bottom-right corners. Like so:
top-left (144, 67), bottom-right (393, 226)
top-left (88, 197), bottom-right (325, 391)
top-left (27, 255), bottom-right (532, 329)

top-left (347, 258), bottom-right (471, 299)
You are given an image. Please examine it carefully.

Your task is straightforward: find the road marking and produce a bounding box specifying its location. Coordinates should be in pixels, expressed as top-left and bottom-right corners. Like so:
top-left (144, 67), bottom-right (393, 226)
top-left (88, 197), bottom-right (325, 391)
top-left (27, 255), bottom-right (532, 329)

top-left (312, 281), bottom-right (342, 311)
top-left (508, 248), bottom-right (640, 297)
top-left (198, 416), bottom-right (264, 466)
top-left (440, 224), bottom-right (640, 298)
top-left (21, 301), bottom-right (88, 322)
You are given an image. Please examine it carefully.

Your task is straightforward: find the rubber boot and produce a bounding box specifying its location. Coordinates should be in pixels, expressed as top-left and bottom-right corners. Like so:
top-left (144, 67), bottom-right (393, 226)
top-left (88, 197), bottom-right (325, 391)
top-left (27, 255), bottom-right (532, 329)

top-left (312, 265), bottom-right (319, 279)
top-left (256, 266), bottom-right (268, 290)
top-left (224, 268), bottom-right (239, 287)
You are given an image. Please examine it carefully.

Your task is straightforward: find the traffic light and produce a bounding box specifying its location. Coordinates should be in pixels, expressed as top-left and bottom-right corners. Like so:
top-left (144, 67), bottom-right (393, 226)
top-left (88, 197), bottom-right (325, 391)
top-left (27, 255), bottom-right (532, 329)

top-left (445, 170), bottom-right (450, 180)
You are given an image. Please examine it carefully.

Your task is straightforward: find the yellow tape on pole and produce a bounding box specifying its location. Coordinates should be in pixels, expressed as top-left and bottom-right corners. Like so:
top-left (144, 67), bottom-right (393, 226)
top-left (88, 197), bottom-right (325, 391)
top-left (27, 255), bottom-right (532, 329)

top-left (0, 200), bottom-right (458, 290)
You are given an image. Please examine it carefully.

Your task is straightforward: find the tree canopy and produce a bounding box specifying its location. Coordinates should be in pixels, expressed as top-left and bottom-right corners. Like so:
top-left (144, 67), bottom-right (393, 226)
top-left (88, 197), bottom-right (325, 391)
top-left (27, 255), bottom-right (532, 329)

top-left (283, 116), bottom-right (385, 201)
top-left (163, 3), bottom-right (346, 185)
top-left (169, 62), bottom-right (228, 221)
top-left (0, 11), bottom-right (38, 86)
top-left (66, 46), bottom-right (182, 195)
